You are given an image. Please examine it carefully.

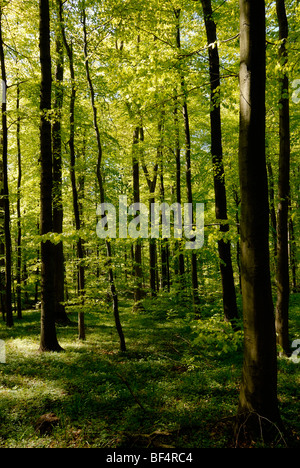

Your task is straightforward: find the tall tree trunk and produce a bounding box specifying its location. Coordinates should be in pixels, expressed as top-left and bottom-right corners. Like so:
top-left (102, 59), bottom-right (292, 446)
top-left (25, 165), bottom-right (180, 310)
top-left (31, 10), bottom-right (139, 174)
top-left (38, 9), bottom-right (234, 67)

top-left (201, 0), bottom-right (238, 327)
top-left (16, 81), bottom-right (22, 319)
top-left (132, 126), bottom-right (144, 308)
top-left (267, 159), bottom-right (278, 260)
top-left (236, 0), bottom-right (281, 439)
top-left (59, 0), bottom-right (85, 339)
top-left (148, 194), bottom-right (158, 296)
top-left (175, 9), bottom-right (199, 309)
top-left (82, 8), bottom-right (126, 352)
top-left (232, 187), bottom-right (241, 292)
top-left (0, 157), bottom-right (5, 320)
top-left (140, 126), bottom-right (159, 297)
top-left (0, 8), bottom-right (13, 328)
top-left (275, 0), bottom-right (291, 357)
top-left (182, 100), bottom-right (200, 309)
top-left (173, 95), bottom-right (185, 281)
top-left (39, 0), bottom-right (62, 352)
top-left (53, 8), bottom-right (69, 325)
top-left (158, 122), bottom-right (170, 292)
top-left (289, 210), bottom-right (297, 293)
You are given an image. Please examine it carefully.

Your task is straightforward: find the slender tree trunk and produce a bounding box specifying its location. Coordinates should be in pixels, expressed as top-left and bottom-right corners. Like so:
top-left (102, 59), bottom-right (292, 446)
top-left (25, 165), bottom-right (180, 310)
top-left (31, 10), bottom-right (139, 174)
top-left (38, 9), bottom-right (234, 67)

top-left (132, 126), bottom-right (144, 307)
top-left (275, 0), bottom-right (291, 357)
top-left (201, 0), bottom-right (238, 327)
top-left (232, 187), bottom-right (241, 292)
top-left (16, 82), bottom-right (22, 319)
top-left (77, 147), bottom-right (85, 340)
top-left (267, 159), bottom-right (278, 260)
top-left (173, 12), bottom-right (185, 288)
top-left (39, 0), bottom-right (62, 352)
top-left (35, 224), bottom-right (40, 305)
top-left (182, 100), bottom-right (200, 309)
top-left (158, 124), bottom-right (170, 292)
top-left (236, 0), bottom-right (281, 439)
top-left (174, 95), bottom-right (185, 280)
top-left (0, 8), bottom-right (13, 328)
top-left (175, 8), bottom-right (199, 309)
top-left (140, 127), bottom-right (159, 297)
top-left (289, 210), bottom-right (297, 293)
top-left (53, 9), bottom-right (69, 325)
top-left (82, 8), bottom-right (126, 351)
top-left (59, 0), bottom-right (85, 339)
top-left (148, 199), bottom-right (158, 295)
top-left (0, 157), bottom-right (5, 320)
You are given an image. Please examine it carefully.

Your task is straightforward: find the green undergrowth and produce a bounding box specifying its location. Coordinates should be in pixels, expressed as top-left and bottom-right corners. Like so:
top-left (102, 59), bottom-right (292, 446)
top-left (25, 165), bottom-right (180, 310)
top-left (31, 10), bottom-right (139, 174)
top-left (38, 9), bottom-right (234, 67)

top-left (0, 293), bottom-right (299, 448)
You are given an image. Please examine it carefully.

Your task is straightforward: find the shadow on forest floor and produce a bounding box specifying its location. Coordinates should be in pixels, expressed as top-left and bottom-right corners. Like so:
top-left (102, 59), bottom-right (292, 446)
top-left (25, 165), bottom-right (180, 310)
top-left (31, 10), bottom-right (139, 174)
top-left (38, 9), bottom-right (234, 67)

top-left (0, 293), bottom-right (299, 448)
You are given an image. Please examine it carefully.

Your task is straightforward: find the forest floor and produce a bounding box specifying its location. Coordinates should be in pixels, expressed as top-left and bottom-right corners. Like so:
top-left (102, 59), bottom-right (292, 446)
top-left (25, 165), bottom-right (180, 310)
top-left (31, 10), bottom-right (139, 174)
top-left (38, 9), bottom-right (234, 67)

top-left (0, 292), bottom-right (299, 449)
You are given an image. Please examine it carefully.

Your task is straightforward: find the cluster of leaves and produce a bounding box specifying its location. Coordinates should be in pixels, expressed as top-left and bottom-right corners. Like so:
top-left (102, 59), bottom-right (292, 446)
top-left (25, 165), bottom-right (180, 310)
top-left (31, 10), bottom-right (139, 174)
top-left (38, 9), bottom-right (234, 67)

top-left (0, 0), bottom-right (297, 307)
top-left (191, 313), bottom-right (244, 359)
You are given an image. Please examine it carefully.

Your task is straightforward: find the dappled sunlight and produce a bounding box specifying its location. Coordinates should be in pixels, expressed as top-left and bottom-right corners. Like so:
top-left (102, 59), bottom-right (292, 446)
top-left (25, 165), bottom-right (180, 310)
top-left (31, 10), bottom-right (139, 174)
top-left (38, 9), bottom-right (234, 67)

top-left (0, 295), bottom-right (298, 447)
top-left (0, 0), bottom-right (298, 450)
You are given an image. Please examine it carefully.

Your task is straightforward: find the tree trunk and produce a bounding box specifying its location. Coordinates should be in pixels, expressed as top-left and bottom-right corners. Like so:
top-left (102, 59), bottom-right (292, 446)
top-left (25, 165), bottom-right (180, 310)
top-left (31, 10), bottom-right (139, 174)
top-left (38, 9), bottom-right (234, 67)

top-left (159, 127), bottom-right (170, 292)
top-left (82, 8), bottom-right (126, 352)
top-left (16, 82), bottom-right (22, 319)
top-left (174, 95), bottom-right (185, 281)
top-left (275, 0), bottom-right (291, 357)
top-left (132, 126), bottom-right (144, 308)
top-left (201, 0), bottom-right (238, 327)
top-left (140, 126), bottom-right (159, 297)
top-left (59, 0), bottom-right (85, 339)
top-left (236, 0), bottom-right (281, 440)
top-left (183, 100), bottom-right (200, 310)
top-left (0, 157), bottom-right (5, 320)
top-left (233, 187), bottom-right (241, 292)
top-left (53, 8), bottom-right (69, 325)
top-left (39, 0), bottom-right (62, 352)
top-left (267, 159), bottom-right (278, 261)
top-left (0, 8), bottom-right (13, 328)
top-left (289, 211), bottom-right (297, 293)
top-left (175, 8), bottom-right (199, 310)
